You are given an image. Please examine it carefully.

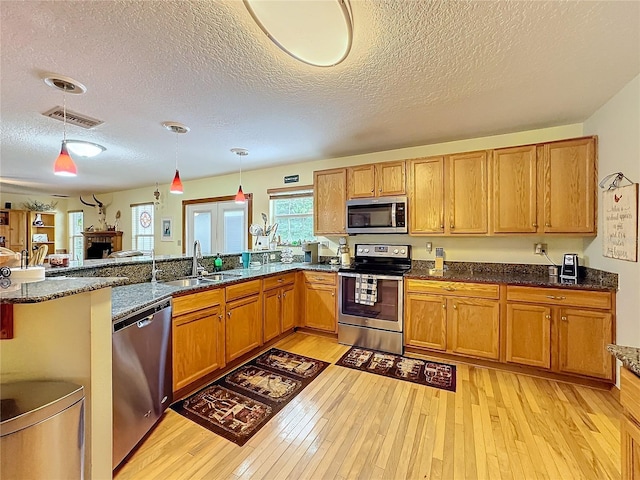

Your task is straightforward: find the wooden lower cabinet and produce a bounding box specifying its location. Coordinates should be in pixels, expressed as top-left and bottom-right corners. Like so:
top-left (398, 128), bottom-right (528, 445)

top-left (505, 303), bottom-right (551, 369)
top-left (404, 281), bottom-right (500, 360)
top-left (404, 292), bottom-right (447, 350)
top-left (622, 367), bottom-right (640, 480)
top-left (225, 293), bottom-right (262, 363)
top-left (448, 297), bottom-right (500, 360)
top-left (172, 290), bottom-right (225, 392)
top-left (262, 282), bottom-right (296, 342)
top-left (557, 307), bottom-right (613, 380)
top-left (302, 272), bottom-right (337, 333)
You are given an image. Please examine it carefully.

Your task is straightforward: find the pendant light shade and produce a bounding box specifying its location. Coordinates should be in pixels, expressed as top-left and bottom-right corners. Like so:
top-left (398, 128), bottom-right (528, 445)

top-left (231, 148), bottom-right (249, 205)
top-left (163, 122), bottom-right (189, 195)
top-left (170, 169), bottom-right (183, 194)
top-left (53, 141), bottom-right (77, 177)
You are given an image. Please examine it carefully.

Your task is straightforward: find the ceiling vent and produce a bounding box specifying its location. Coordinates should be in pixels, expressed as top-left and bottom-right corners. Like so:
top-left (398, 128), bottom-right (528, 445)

top-left (42, 106), bottom-right (104, 129)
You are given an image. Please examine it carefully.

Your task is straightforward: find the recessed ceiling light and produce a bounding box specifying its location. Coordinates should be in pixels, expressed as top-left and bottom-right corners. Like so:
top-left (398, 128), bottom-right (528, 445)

top-left (244, 0), bottom-right (353, 67)
top-left (64, 140), bottom-right (106, 157)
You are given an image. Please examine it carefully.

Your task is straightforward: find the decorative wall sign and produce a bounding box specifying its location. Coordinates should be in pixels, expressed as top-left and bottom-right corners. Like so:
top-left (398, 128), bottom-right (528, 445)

top-left (284, 174), bottom-right (299, 184)
top-left (603, 183), bottom-right (638, 262)
top-left (161, 217), bottom-right (173, 241)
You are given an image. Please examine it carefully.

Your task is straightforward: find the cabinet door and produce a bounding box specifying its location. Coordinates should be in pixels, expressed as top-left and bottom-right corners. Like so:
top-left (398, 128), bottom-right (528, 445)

top-left (226, 294), bottom-right (263, 363)
top-left (303, 283), bottom-right (336, 332)
top-left (542, 137), bottom-right (596, 233)
top-left (314, 168), bottom-right (347, 235)
top-left (448, 297), bottom-right (499, 359)
top-left (505, 303), bottom-right (551, 369)
top-left (8, 210), bottom-right (26, 251)
top-left (557, 307), bottom-right (613, 380)
top-left (263, 288), bottom-right (281, 343)
top-left (376, 161), bottom-right (406, 196)
top-left (348, 164), bottom-right (376, 199)
top-left (408, 156), bottom-right (445, 234)
top-left (281, 284), bottom-right (296, 332)
top-left (173, 305), bottom-right (225, 392)
top-left (448, 151), bottom-right (488, 234)
top-left (404, 292), bottom-right (446, 351)
top-left (622, 415), bottom-right (640, 480)
top-left (492, 146), bottom-right (538, 233)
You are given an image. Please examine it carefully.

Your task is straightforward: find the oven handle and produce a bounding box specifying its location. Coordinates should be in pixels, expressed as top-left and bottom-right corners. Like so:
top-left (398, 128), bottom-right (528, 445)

top-left (338, 272), bottom-right (403, 282)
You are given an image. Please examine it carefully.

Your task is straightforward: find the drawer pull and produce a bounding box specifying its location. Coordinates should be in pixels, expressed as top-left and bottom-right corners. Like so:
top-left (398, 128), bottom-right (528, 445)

top-left (442, 286), bottom-right (456, 291)
top-left (546, 295), bottom-right (566, 300)
top-left (277, 294), bottom-right (281, 299)
top-left (532, 223), bottom-right (538, 227)
top-left (545, 223), bottom-right (551, 227)
top-left (561, 316), bottom-right (567, 321)
top-left (440, 224), bottom-right (444, 229)
top-left (442, 304), bottom-right (446, 309)
top-left (218, 314), bottom-right (223, 321)
top-left (283, 292), bottom-right (286, 298)
top-left (227, 312), bottom-right (231, 317)
top-left (450, 224), bottom-right (455, 229)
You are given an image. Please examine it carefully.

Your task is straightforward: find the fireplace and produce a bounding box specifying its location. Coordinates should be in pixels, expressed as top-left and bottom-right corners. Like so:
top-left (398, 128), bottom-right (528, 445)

top-left (87, 242), bottom-right (112, 259)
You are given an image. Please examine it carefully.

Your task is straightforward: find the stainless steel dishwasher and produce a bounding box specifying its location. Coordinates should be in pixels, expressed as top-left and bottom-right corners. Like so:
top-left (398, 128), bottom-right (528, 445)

top-left (112, 298), bottom-right (172, 469)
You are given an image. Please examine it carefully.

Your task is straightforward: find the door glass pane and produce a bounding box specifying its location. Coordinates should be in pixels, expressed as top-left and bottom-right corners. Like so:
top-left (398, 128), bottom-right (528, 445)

top-left (194, 211), bottom-right (212, 254)
top-left (223, 210), bottom-right (244, 253)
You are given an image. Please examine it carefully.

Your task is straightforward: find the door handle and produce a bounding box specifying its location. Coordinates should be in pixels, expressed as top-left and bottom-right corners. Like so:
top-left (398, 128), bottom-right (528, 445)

top-left (137, 315), bottom-right (154, 328)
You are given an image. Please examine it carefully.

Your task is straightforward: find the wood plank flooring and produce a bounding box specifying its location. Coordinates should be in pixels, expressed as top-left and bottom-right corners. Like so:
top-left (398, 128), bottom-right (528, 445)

top-left (114, 332), bottom-right (621, 480)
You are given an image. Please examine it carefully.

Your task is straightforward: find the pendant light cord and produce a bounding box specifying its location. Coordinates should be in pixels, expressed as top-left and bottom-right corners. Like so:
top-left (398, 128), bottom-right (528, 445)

top-left (239, 153), bottom-right (242, 184)
top-left (174, 132), bottom-right (178, 170)
top-left (62, 86), bottom-right (67, 142)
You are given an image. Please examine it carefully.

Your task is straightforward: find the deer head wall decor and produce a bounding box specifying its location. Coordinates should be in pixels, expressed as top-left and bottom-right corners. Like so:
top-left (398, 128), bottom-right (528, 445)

top-left (80, 195), bottom-right (111, 231)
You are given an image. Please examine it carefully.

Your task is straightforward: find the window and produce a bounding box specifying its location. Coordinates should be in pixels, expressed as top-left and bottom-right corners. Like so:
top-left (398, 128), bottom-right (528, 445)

top-left (68, 210), bottom-right (84, 260)
top-left (131, 203), bottom-right (154, 252)
top-left (184, 195), bottom-right (251, 255)
top-left (268, 186), bottom-right (315, 245)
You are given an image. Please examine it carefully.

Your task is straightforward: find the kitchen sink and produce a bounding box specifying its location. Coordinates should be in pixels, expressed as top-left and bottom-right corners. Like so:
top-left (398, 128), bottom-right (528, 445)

top-left (162, 273), bottom-right (242, 287)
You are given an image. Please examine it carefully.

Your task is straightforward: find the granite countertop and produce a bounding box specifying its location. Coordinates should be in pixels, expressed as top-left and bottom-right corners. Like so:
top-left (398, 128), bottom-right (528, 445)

top-left (112, 263), bottom-right (337, 320)
top-left (607, 345), bottom-right (640, 377)
top-left (406, 266), bottom-right (616, 291)
top-left (0, 277), bottom-right (128, 304)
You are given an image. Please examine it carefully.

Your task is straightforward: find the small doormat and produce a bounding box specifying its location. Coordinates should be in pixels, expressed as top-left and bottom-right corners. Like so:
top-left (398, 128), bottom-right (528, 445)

top-left (171, 348), bottom-right (329, 446)
top-left (336, 347), bottom-right (457, 392)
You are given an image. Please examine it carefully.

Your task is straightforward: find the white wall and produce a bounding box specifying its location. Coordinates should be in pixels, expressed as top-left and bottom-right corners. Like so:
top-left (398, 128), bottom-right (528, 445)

top-left (583, 75), bottom-right (640, 357)
top-left (66, 123), bottom-right (585, 261)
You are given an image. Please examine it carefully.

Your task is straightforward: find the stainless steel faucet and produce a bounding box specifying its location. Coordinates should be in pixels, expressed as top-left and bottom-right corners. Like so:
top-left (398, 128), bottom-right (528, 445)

top-left (192, 240), bottom-right (204, 276)
top-left (151, 249), bottom-right (161, 283)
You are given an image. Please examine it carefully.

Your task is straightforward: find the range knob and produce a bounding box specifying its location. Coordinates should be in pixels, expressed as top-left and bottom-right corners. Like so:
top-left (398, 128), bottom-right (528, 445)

top-left (400, 249), bottom-right (406, 254)
top-left (357, 248), bottom-right (363, 253)
top-left (364, 248), bottom-right (370, 253)
top-left (393, 249), bottom-right (399, 254)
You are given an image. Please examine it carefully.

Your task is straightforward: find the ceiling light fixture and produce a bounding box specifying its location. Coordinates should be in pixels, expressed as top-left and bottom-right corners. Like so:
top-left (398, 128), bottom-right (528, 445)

top-left (64, 140), bottom-right (106, 158)
top-left (243, 0), bottom-right (353, 67)
top-left (231, 148), bottom-right (249, 204)
top-left (44, 75), bottom-right (87, 176)
top-left (162, 122), bottom-right (190, 195)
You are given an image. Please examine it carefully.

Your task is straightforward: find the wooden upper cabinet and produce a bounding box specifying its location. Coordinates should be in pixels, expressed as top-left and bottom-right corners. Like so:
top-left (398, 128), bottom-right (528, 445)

top-left (314, 168), bottom-right (347, 235)
top-left (492, 145), bottom-right (538, 233)
top-left (448, 150), bottom-right (488, 234)
top-left (347, 161), bottom-right (406, 199)
top-left (542, 137), bottom-right (596, 234)
top-left (408, 156), bottom-right (445, 234)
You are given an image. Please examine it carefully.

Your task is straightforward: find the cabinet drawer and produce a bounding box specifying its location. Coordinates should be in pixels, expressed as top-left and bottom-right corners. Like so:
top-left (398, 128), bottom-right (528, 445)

top-left (405, 279), bottom-right (499, 299)
top-left (262, 273), bottom-right (295, 291)
top-left (303, 271), bottom-right (336, 286)
top-left (622, 367), bottom-right (640, 424)
top-left (506, 286), bottom-right (611, 309)
top-left (225, 279), bottom-right (261, 302)
top-left (173, 288), bottom-right (223, 316)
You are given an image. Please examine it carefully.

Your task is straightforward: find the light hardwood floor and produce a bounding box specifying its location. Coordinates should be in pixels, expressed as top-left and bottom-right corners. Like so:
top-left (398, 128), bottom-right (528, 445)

top-left (114, 332), bottom-right (621, 480)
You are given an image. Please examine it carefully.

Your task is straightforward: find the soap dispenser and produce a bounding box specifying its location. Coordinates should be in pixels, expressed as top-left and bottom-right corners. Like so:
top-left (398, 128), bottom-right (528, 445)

top-left (214, 253), bottom-right (223, 272)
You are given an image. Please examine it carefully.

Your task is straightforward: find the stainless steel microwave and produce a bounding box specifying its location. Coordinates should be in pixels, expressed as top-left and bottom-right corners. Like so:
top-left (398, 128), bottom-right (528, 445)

top-left (346, 196), bottom-right (408, 234)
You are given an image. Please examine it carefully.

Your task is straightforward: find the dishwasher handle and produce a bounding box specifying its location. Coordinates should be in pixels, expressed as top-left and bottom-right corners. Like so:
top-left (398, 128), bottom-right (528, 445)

top-left (113, 299), bottom-right (171, 333)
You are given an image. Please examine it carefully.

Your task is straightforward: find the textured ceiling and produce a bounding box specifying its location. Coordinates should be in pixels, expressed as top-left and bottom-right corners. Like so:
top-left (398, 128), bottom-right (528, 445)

top-left (1, 0), bottom-right (639, 196)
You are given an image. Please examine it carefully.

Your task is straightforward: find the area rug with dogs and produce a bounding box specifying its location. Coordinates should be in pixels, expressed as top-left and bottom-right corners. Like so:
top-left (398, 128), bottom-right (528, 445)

top-left (171, 348), bottom-right (329, 446)
top-left (335, 346), bottom-right (456, 392)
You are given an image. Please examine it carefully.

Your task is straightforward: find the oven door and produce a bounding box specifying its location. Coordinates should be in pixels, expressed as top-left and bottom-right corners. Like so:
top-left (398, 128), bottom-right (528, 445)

top-left (338, 272), bottom-right (403, 332)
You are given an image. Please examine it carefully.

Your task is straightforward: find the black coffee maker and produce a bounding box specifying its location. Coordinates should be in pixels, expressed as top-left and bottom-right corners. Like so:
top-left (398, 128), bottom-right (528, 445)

top-left (560, 253), bottom-right (579, 283)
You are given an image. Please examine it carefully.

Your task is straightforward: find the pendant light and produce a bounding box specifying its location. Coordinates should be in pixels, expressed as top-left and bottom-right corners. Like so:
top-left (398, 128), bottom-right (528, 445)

top-left (231, 148), bottom-right (248, 204)
top-left (162, 122), bottom-right (189, 195)
top-left (45, 75), bottom-right (87, 176)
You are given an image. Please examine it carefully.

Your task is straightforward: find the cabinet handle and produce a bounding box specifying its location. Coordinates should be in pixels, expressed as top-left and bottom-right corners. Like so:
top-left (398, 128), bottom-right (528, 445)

top-left (532, 223), bottom-right (538, 227)
top-left (227, 312), bottom-right (231, 317)
top-left (371, 189), bottom-right (374, 193)
top-left (450, 224), bottom-right (455, 229)
top-left (442, 286), bottom-right (456, 292)
top-left (442, 304), bottom-right (446, 309)
top-left (218, 314), bottom-right (223, 321)
top-left (561, 316), bottom-right (567, 321)
top-left (331, 292), bottom-right (335, 297)
top-left (546, 295), bottom-right (566, 300)
top-left (379, 188), bottom-right (382, 193)
top-left (453, 304), bottom-right (457, 309)
top-left (278, 278), bottom-right (283, 282)
top-left (545, 223), bottom-right (551, 227)
top-left (277, 294), bottom-right (281, 299)
top-left (440, 224), bottom-right (444, 229)
top-left (283, 292), bottom-right (286, 298)
top-left (545, 314), bottom-right (551, 319)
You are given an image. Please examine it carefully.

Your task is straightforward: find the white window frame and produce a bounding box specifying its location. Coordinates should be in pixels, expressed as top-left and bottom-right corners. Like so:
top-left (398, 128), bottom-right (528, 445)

top-left (131, 202), bottom-right (155, 252)
top-left (68, 210), bottom-right (84, 260)
top-left (268, 185), bottom-right (315, 245)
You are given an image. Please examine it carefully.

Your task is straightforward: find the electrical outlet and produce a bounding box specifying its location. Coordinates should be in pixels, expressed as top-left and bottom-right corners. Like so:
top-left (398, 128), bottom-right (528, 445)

top-left (533, 243), bottom-right (547, 255)
top-left (426, 242), bottom-right (432, 254)
top-left (319, 241), bottom-right (329, 248)
top-left (270, 254), bottom-right (276, 260)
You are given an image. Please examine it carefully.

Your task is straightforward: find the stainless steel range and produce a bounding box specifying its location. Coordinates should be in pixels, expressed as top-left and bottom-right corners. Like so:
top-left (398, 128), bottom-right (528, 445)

top-left (338, 243), bottom-right (411, 354)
